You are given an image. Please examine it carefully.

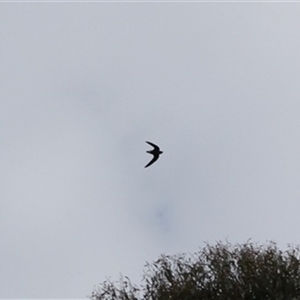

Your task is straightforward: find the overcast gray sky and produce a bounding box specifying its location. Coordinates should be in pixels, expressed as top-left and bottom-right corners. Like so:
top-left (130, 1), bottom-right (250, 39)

top-left (2, 3), bottom-right (300, 298)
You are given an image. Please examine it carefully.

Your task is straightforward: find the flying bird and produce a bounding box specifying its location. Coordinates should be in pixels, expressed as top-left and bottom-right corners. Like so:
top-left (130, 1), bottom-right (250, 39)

top-left (145, 141), bottom-right (163, 168)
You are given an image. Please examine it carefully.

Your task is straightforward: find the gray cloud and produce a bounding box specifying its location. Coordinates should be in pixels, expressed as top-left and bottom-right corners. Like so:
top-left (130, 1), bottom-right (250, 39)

top-left (1, 3), bottom-right (300, 298)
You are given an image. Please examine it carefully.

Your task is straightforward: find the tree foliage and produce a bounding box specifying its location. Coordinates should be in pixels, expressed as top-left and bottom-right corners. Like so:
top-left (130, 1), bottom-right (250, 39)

top-left (90, 241), bottom-right (300, 300)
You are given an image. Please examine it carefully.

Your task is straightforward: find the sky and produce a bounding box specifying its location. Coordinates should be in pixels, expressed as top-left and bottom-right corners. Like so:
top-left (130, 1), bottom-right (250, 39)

top-left (1, 2), bottom-right (300, 298)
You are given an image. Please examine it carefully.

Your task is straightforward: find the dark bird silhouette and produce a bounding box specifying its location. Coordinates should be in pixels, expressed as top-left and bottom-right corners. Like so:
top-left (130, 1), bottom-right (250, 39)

top-left (145, 141), bottom-right (163, 168)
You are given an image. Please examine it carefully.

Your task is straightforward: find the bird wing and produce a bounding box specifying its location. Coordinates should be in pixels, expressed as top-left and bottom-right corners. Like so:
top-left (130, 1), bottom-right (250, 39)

top-left (144, 153), bottom-right (159, 168)
top-left (146, 141), bottom-right (160, 151)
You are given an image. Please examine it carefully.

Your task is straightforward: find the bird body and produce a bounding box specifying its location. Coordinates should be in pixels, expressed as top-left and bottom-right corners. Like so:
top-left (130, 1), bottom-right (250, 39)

top-left (145, 141), bottom-right (163, 168)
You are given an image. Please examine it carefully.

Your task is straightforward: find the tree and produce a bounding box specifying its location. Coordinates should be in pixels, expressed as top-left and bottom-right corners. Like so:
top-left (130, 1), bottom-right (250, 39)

top-left (90, 241), bottom-right (300, 300)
